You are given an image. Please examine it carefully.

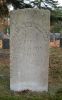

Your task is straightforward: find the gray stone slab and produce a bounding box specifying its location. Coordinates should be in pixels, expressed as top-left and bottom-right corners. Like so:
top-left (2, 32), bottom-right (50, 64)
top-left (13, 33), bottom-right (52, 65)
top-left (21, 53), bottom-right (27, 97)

top-left (10, 8), bottom-right (50, 91)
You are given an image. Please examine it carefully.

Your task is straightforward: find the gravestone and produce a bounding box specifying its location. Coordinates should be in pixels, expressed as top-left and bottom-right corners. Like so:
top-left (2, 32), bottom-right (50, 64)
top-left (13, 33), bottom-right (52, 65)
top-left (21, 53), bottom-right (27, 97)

top-left (10, 8), bottom-right (50, 91)
top-left (60, 34), bottom-right (62, 47)
top-left (3, 39), bottom-right (9, 49)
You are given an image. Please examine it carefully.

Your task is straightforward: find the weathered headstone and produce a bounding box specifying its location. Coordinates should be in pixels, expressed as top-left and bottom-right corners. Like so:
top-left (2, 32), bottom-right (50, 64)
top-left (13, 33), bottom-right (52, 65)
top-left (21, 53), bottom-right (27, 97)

top-left (10, 8), bottom-right (50, 91)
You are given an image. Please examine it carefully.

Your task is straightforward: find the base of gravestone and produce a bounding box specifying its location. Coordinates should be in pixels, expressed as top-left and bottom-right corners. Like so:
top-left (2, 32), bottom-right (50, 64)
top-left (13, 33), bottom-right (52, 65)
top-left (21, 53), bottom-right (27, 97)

top-left (10, 8), bottom-right (50, 92)
top-left (10, 82), bottom-right (48, 92)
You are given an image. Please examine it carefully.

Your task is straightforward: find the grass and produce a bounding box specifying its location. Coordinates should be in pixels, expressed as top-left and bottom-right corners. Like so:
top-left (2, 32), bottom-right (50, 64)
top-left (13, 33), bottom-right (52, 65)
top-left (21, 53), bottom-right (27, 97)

top-left (0, 65), bottom-right (10, 96)
top-left (49, 48), bottom-right (62, 94)
top-left (0, 92), bottom-right (62, 100)
top-left (0, 48), bottom-right (62, 99)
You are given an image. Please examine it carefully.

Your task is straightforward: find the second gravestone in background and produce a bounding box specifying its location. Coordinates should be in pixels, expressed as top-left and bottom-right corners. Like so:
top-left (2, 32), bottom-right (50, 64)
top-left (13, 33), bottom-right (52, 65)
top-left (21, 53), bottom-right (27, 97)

top-left (10, 8), bottom-right (50, 91)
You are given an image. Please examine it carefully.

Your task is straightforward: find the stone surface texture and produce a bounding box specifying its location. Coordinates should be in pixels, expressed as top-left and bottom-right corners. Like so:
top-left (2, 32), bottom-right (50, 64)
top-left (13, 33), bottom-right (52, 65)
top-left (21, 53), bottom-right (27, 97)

top-left (10, 8), bottom-right (50, 91)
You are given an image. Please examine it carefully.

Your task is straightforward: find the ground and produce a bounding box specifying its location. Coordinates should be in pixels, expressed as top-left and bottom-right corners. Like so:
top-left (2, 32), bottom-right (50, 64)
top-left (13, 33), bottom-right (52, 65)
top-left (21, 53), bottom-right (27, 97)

top-left (0, 48), bottom-right (62, 99)
top-left (49, 48), bottom-right (62, 94)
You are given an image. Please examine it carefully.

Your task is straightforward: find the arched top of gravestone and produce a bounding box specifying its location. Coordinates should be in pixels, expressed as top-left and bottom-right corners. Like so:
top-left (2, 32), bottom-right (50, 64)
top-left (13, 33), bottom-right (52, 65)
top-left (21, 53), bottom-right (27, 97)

top-left (10, 8), bottom-right (50, 42)
top-left (10, 8), bottom-right (50, 17)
